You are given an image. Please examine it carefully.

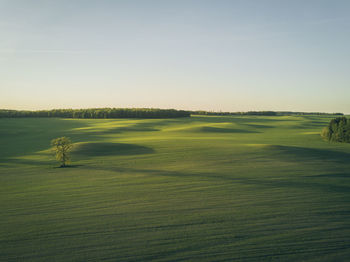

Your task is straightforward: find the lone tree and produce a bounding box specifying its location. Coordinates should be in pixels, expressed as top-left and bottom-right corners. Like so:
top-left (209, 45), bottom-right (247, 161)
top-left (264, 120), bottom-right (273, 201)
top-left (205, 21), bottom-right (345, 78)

top-left (51, 137), bottom-right (73, 167)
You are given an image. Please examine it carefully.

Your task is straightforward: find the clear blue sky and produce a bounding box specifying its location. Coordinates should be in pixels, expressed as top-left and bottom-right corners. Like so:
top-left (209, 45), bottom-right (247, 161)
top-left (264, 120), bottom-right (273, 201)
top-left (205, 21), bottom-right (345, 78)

top-left (1, 0), bottom-right (349, 113)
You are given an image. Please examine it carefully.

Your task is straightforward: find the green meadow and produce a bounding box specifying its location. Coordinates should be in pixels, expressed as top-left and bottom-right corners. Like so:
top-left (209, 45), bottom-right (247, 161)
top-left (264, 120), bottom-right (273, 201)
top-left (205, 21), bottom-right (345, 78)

top-left (1, 115), bottom-right (349, 261)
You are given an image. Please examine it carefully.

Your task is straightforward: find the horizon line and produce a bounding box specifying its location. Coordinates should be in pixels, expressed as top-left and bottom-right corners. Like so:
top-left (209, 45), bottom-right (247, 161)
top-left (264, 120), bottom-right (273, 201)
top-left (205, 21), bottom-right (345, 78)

top-left (0, 107), bottom-right (347, 115)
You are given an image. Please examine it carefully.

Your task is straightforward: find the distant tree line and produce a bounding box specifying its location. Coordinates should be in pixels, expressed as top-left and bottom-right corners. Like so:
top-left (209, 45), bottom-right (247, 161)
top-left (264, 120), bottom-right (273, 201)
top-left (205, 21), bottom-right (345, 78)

top-left (275, 111), bottom-right (343, 116)
top-left (0, 108), bottom-right (191, 119)
top-left (321, 117), bottom-right (350, 143)
top-left (0, 108), bottom-right (343, 119)
top-left (192, 111), bottom-right (278, 116)
top-left (191, 111), bottom-right (343, 116)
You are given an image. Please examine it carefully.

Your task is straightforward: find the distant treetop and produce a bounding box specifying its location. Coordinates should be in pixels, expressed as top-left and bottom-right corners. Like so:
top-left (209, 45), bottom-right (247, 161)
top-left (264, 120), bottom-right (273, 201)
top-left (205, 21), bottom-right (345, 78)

top-left (0, 108), bottom-right (190, 119)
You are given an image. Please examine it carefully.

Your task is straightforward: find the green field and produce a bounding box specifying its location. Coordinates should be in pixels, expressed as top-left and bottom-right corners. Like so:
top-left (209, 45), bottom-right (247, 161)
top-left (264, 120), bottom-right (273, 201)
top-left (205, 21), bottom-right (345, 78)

top-left (1, 115), bottom-right (349, 261)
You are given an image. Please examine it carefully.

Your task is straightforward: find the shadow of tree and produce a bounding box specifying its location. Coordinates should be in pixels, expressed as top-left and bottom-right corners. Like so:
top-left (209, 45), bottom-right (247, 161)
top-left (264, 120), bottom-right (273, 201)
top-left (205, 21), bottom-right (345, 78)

top-left (0, 118), bottom-right (92, 159)
top-left (72, 142), bottom-right (154, 157)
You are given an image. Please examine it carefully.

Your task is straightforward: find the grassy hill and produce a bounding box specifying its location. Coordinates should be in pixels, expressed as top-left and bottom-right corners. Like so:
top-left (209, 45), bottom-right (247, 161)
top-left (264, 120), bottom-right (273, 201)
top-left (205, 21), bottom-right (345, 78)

top-left (1, 115), bottom-right (349, 261)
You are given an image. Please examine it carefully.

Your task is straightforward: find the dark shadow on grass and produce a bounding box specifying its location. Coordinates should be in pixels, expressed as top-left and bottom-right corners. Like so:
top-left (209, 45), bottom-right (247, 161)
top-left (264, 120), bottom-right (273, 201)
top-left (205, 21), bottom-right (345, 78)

top-left (1, 158), bottom-right (82, 169)
top-left (81, 165), bottom-right (350, 194)
top-left (268, 145), bottom-right (350, 164)
top-left (72, 142), bottom-right (154, 157)
top-left (53, 164), bottom-right (83, 169)
top-left (72, 121), bottom-right (178, 136)
top-left (192, 115), bottom-right (292, 122)
top-left (244, 124), bottom-right (274, 129)
top-left (199, 126), bottom-right (260, 133)
top-left (146, 169), bottom-right (350, 193)
top-left (99, 126), bottom-right (159, 134)
top-left (291, 123), bottom-right (327, 129)
top-left (0, 118), bottom-right (93, 159)
top-left (1, 143), bottom-right (154, 166)
top-left (304, 173), bottom-right (350, 179)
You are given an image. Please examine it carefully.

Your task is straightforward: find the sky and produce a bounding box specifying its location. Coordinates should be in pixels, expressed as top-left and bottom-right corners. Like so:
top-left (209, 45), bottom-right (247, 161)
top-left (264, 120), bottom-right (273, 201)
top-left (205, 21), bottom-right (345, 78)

top-left (1, 0), bottom-right (350, 113)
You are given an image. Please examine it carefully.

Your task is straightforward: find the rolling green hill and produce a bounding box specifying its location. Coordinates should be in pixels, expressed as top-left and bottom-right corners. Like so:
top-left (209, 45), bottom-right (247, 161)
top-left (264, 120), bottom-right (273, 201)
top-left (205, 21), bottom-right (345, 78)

top-left (1, 115), bottom-right (349, 261)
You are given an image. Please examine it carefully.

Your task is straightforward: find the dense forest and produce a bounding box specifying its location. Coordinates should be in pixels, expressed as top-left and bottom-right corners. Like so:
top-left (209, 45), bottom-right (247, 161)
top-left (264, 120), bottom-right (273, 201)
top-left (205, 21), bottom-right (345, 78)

top-left (0, 108), bottom-right (191, 119)
top-left (321, 117), bottom-right (350, 142)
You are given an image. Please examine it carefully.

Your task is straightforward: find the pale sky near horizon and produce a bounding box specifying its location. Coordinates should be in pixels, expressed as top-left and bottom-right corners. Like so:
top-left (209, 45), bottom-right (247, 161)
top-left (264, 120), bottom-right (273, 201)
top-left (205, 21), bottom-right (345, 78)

top-left (1, 0), bottom-right (350, 113)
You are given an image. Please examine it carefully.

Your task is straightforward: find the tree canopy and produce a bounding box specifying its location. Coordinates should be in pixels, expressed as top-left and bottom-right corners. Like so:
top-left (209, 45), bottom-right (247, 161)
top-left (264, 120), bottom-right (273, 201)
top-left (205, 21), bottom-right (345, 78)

top-left (321, 117), bottom-right (350, 143)
top-left (51, 137), bottom-right (73, 167)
